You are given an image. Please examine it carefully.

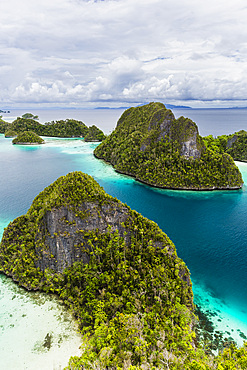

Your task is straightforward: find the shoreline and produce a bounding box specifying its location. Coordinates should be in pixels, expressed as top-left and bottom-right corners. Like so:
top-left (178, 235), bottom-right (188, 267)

top-left (12, 142), bottom-right (45, 145)
top-left (94, 153), bottom-right (243, 192)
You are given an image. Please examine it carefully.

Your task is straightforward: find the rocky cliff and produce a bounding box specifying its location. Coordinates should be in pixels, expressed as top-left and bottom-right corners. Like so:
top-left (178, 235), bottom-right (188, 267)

top-left (94, 102), bottom-right (243, 190)
top-left (35, 202), bottom-right (132, 273)
top-left (203, 130), bottom-right (247, 162)
top-left (0, 171), bottom-right (192, 295)
top-left (0, 171), bottom-right (195, 368)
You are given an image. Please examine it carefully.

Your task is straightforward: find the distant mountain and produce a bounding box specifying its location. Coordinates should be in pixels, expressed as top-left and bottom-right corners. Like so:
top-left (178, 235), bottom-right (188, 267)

top-left (94, 106), bottom-right (131, 110)
top-left (94, 103), bottom-right (192, 110)
top-left (165, 104), bottom-right (192, 109)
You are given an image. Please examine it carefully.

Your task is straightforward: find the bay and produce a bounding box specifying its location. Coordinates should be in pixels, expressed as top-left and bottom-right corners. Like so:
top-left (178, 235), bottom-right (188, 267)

top-left (1, 107), bottom-right (247, 368)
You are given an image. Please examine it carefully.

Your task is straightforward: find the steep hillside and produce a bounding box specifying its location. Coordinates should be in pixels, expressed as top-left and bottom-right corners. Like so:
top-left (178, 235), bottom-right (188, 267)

top-left (12, 130), bottom-right (44, 144)
top-left (94, 103), bottom-right (243, 190)
top-left (203, 130), bottom-right (247, 162)
top-left (3, 117), bottom-right (106, 140)
top-left (0, 171), bottom-right (195, 368)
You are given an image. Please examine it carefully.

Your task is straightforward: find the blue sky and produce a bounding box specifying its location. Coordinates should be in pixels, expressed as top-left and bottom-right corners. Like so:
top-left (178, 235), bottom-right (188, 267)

top-left (1, 0), bottom-right (247, 108)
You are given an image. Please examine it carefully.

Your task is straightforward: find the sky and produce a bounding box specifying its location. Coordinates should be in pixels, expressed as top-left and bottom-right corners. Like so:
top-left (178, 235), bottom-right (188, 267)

top-left (1, 0), bottom-right (247, 108)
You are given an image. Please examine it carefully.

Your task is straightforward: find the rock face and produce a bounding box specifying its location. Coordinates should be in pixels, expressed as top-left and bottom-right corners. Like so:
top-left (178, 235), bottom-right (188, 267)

top-left (0, 171), bottom-right (196, 368)
top-left (35, 202), bottom-right (131, 273)
top-left (226, 135), bottom-right (238, 149)
top-left (94, 102), bottom-right (243, 190)
top-left (0, 171), bottom-right (192, 296)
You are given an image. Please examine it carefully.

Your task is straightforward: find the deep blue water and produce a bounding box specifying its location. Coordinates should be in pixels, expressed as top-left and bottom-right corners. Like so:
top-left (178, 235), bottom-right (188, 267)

top-left (1, 108), bottom-right (247, 366)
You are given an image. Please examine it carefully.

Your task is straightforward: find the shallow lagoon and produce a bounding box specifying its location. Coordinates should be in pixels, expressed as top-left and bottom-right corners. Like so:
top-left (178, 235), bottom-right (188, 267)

top-left (1, 108), bottom-right (247, 367)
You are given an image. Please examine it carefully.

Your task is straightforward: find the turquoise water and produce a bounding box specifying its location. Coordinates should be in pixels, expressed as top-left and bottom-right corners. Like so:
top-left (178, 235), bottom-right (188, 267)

top-left (0, 275), bottom-right (81, 370)
top-left (1, 121), bottom-right (247, 367)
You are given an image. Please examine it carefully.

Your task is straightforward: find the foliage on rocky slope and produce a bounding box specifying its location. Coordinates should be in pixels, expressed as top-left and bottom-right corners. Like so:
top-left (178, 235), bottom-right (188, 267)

top-left (0, 171), bottom-right (195, 368)
top-left (203, 130), bottom-right (247, 162)
top-left (94, 103), bottom-right (243, 190)
top-left (12, 130), bottom-right (44, 144)
top-left (1, 171), bottom-right (247, 368)
top-left (84, 124), bottom-right (106, 142)
top-left (2, 116), bottom-right (106, 141)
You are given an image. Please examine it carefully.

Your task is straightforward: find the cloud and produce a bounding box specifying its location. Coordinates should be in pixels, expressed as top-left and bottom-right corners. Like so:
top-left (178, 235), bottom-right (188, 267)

top-left (1, 0), bottom-right (247, 107)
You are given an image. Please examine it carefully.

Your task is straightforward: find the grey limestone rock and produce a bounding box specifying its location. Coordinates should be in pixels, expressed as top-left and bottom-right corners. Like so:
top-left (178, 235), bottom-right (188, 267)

top-left (35, 202), bottom-right (131, 273)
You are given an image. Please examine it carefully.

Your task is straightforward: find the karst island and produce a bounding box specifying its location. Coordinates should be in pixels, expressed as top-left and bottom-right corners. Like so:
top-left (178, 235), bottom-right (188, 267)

top-left (1, 171), bottom-right (247, 368)
top-left (12, 130), bottom-right (45, 145)
top-left (1, 113), bottom-right (106, 142)
top-left (94, 102), bottom-right (243, 190)
top-left (0, 171), bottom-right (194, 368)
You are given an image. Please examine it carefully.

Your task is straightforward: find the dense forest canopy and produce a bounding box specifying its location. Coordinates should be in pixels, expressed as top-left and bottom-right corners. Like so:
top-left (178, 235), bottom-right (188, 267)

top-left (0, 115), bottom-right (106, 141)
top-left (0, 172), bottom-right (247, 368)
top-left (0, 172), bottom-right (194, 368)
top-left (94, 103), bottom-right (243, 190)
top-left (203, 130), bottom-right (247, 162)
top-left (12, 130), bottom-right (44, 144)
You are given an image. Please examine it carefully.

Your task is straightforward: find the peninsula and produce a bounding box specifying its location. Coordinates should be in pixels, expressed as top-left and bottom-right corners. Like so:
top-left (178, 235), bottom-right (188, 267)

top-left (94, 102), bottom-right (243, 190)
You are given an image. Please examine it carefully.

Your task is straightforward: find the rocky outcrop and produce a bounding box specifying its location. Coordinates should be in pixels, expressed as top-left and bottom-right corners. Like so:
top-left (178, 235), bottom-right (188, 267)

top-left (35, 202), bottom-right (131, 273)
top-left (0, 171), bottom-right (196, 368)
top-left (226, 135), bottom-right (238, 148)
top-left (180, 130), bottom-right (202, 159)
top-left (148, 109), bottom-right (203, 159)
top-left (0, 172), bottom-right (193, 298)
top-left (94, 102), bottom-right (243, 190)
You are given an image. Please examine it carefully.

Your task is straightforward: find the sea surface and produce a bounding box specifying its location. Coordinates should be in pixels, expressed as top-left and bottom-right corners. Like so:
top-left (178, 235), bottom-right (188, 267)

top-left (2, 106), bottom-right (247, 136)
top-left (1, 108), bottom-right (247, 368)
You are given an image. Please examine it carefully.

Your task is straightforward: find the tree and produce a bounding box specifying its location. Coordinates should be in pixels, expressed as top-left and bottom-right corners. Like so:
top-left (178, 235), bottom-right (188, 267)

top-left (22, 113), bottom-right (39, 120)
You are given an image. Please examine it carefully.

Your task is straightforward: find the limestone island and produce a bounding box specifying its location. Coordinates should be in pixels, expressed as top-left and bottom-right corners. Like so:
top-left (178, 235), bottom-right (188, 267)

top-left (12, 131), bottom-right (45, 145)
top-left (1, 114), bottom-right (106, 141)
top-left (0, 171), bottom-right (194, 368)
top-left (1, 171), bottom-right (246, 368)
top-left (94, 102), bottom-right (243, 190)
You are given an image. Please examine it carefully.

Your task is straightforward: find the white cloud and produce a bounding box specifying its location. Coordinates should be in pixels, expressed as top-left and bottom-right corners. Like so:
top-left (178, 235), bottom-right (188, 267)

top-left (1, 0), bottom-right (247, 107)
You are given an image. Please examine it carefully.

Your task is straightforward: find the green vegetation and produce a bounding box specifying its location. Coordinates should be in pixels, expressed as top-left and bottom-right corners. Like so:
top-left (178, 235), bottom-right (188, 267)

top-left (8, 117), bottom-right (88, 137)
top-left (22, 113), bottom-right (39, 120)
top-left (10, 117), bottom-right (44, 135)
top-left (0, 112), bottom-right (107, 141)
top-left (1, 171), bottom-right (247, 368)
top-left (42, 119), bottom-right (89, 137)
top-left (4, 129), bottom-right (17, 138)
top-left (203, 131), bottom-right (247, 162)
top-left (0, 172), bottom-right (194, 368)
top-left (94, 103), bottom-right (243, 190)
top-left (0, 118), bottom-right (8, 134)
top-left (12, 130), bottom-right (44, 144)
top-left (1, 116), bottom-right (106, 141)
top-left (84, 124), bottom-right (106, 142)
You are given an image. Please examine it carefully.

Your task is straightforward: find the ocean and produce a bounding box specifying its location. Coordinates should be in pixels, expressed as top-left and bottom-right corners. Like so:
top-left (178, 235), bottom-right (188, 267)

top-left (1, 107), bottom-right (247, 369)
top-left (2, 106), bottom-right (247, 136)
